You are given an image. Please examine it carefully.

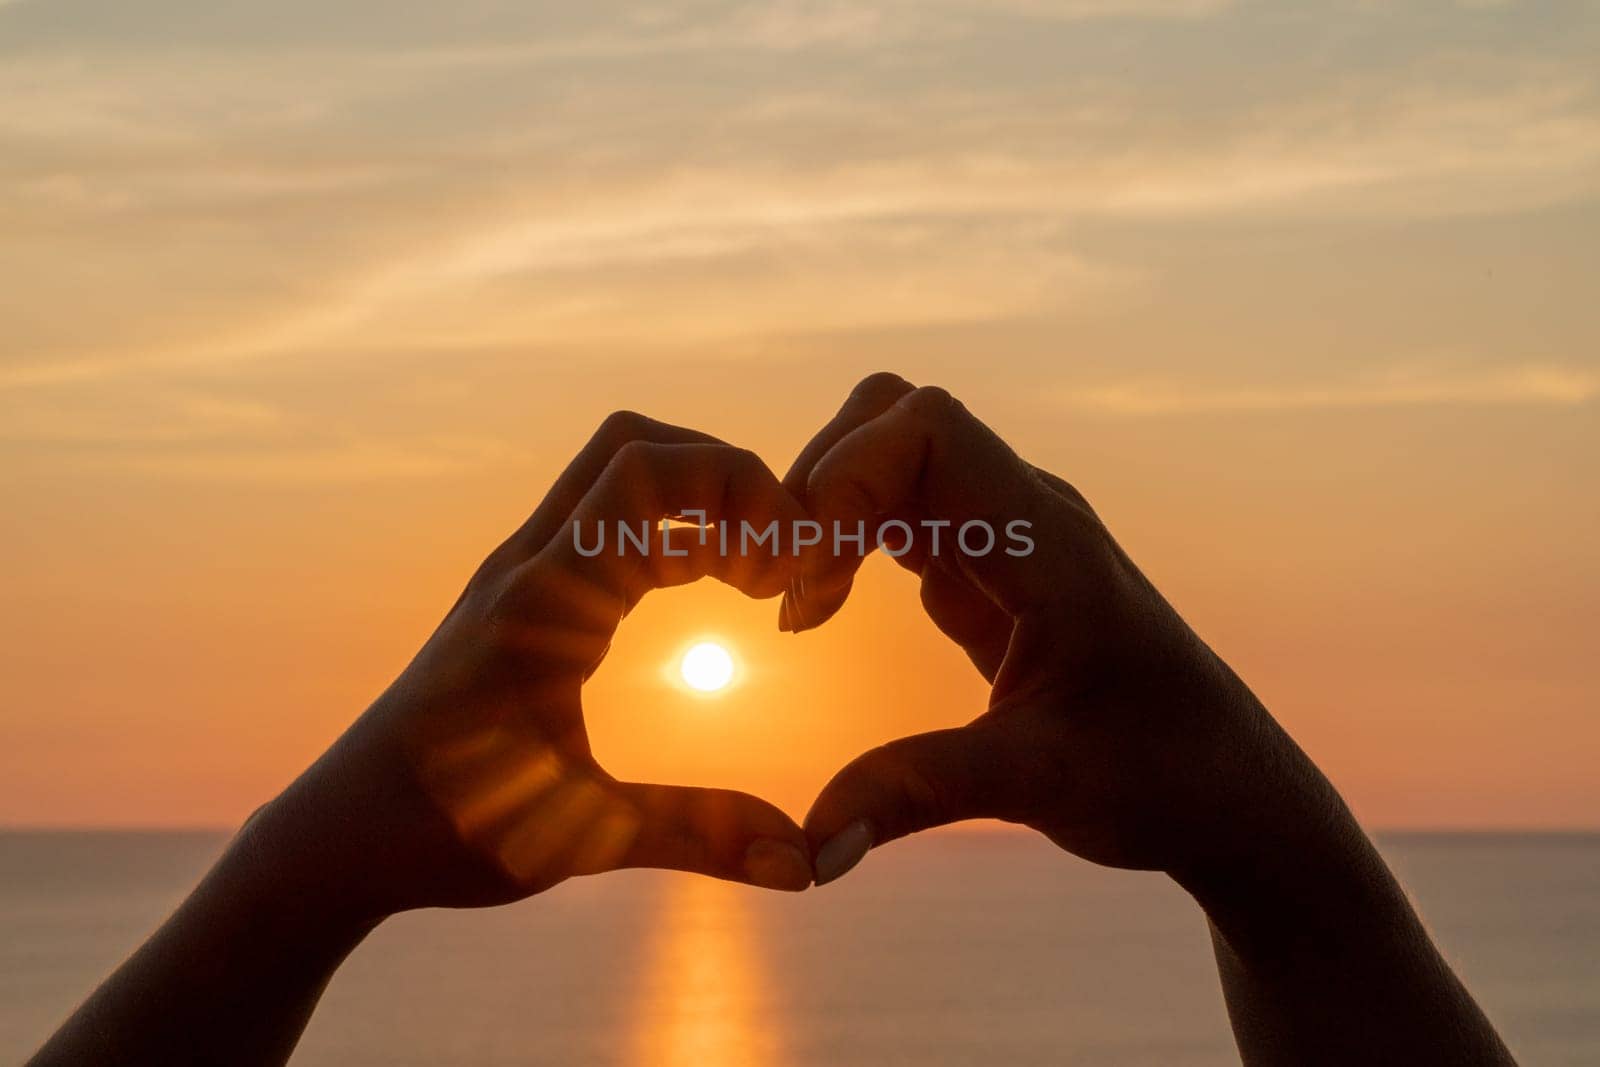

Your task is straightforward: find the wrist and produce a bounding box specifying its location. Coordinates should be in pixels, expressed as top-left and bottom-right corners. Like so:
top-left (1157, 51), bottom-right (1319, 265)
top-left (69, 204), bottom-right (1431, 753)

top-left (227, 787), bottom-right (393, 944)
top-left (1172, 791), bottom-right (1417, 970)
top-left (1157, 678), bottom-right (1414, 959)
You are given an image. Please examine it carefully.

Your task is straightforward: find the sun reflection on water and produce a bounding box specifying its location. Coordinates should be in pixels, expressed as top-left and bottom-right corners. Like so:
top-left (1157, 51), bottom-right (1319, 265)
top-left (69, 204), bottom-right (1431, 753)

top-left (628, 875), bottom-right (788, 1067)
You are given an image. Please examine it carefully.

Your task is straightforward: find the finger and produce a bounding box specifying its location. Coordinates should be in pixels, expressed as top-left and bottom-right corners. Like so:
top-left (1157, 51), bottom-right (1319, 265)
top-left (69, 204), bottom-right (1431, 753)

top-left (595, 782), bottom-right (813, 892)
top-left (782, 511), bottom-right (921, 633)
top-left (1031, 463), bottom-right (1096, 514)
top-left (495, 412), bottom-right (725, 566)
top-left (803, 717), bottom-right (1033, 885)
top-left (619, 521), bottom-right (726, 612)
top-left (918, 560), bottom-right (1012, 681)
top-left (554, 441), bottom-right (806, 600)
top-left (792, 503), bottom-right (1012, 675)
top-left (781, 371), bottom-right (917, 496)
top-left (797, 385), bottom-right (1080, 625)
top-left (780, 376), bottom-right (1027, 637)
top-left (502, 443), bottom-right (807, 669)
top-left (777, 373), bottom-right (917, 631)
top-left (577, 522), bottom-right (761, 663)
top-left (789, 505), bottom-right (1016, 668)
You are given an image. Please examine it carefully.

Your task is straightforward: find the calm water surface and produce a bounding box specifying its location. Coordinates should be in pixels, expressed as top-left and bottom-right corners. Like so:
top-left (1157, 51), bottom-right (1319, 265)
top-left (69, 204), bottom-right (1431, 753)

top-left (1, 831), bottom-right (1595, 1065)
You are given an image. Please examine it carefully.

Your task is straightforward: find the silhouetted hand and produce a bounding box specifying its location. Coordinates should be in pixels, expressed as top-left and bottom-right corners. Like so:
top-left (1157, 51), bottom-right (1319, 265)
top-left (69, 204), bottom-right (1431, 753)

top-left (782, 373), bottom-right (1514, 1066)
top-left (783, 372), bottom-right (1325, 883)
top-left (27, 413), bottom-right (814, 1067)
top-left (282, 411), bottom-right (816, 916)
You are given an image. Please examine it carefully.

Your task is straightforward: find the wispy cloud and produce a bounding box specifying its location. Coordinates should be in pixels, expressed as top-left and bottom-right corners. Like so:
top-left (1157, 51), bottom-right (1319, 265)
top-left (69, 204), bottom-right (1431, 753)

top-left (5, 62), bottom-right (1595, 390)
top-left (1, 0), bottom-right (1596, 482)
top-left (93, 436), bottom-right (511, 482)
top-left (1061, 365), bottom-right (1600, 415)
top-left (974, 0), bottom-right (1233, 17)
top-left (0, 379), bottom-right (509, 479)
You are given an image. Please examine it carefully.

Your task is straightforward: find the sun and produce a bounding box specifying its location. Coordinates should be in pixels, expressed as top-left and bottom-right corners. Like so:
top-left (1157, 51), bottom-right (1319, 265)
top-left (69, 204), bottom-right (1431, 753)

top-left (680, 641), bottom-right (735, 693)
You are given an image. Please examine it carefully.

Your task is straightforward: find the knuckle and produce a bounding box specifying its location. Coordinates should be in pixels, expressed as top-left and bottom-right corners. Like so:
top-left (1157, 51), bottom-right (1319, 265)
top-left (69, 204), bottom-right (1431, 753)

top-left (903, 384), bottom-right (960, 422)
top-left (851, 370), bottom-right (913, 403)
top-left (464, 555), bottom-right (513, 606)
top-left (806, 459), bottom-right (877, 520)
top-left (467, 538), bottom-right (518, 588)
top-left (608, 438), bottom-right (656, 477)
top-left (804, 456), bottom-right (855, 506)
top-left (1034, 465), bottom-right (1094, 512)
top-left (481, 569), bottom-right (537, 629)
top-left (596, 409), bottom-right (652, 448)
top-left (899, 765), bottom-right (947, 827)
top-left (728, 445), bottom-right (766, 476)
top-left (866, 743), bottom-right (947, 828)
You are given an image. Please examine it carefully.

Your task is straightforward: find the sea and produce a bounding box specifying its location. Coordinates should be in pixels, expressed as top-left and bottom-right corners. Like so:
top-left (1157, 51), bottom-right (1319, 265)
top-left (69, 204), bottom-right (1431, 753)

top-left (1, 830), bottom-right (1595, 1065)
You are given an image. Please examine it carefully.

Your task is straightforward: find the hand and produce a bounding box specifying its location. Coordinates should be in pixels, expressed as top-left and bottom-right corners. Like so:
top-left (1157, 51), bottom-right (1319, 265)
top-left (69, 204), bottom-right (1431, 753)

top-left (262, 412), bottom-right (816, 922)
top-left (30, 390), bottom-right (1512, 1067)
top-left (781, 373), bottom-right (1338, 885)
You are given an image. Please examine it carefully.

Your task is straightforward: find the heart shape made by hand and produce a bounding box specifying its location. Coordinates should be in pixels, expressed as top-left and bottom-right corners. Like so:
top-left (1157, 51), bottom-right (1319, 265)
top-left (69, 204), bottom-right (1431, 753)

top-left (373, 412), bottom-right (825, 906)
top-left (340, 371), bottom-right (1273, 917)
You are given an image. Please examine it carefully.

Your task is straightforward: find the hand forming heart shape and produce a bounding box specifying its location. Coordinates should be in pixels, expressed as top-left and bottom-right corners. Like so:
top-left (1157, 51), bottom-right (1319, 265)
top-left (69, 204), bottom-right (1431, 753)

top-left (32, 377), bottom-right (1520, 1067)
top-left (775, 372), bottom-right (1322, 888)
top-left (289, 413), bottom-right (818, 917)
top-left (277, 372), bottom-right (1335, 921)
top-left (764, 373), bottom-right (1344, 898)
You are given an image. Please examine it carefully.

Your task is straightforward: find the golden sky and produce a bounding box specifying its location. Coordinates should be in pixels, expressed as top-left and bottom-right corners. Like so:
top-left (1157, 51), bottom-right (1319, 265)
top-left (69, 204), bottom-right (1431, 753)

top-left (1, 0), bottom-right (1596, 829)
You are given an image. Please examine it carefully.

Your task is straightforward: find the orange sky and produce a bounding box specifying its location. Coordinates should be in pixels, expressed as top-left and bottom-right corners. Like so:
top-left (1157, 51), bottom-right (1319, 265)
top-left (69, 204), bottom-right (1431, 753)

top-left (1, 0), bottom-right (1597, 829)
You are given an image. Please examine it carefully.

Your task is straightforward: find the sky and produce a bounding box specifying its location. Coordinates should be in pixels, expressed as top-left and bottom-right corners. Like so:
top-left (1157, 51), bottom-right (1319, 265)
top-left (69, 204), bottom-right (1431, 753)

top-left (1, 0), bottom-right (1596, 829)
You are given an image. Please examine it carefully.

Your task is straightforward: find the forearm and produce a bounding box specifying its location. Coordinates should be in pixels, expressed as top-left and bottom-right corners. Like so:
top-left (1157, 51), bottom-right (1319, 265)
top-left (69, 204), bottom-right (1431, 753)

top-left (28, 800), bottom-right (380, 1067)
top-left (1177, 790), bottom-right (1514, 1065)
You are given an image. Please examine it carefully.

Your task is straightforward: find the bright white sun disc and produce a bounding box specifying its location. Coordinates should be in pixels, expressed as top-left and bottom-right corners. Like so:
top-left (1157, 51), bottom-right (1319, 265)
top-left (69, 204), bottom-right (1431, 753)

top-left (680, 641), bottom-right (735, 692)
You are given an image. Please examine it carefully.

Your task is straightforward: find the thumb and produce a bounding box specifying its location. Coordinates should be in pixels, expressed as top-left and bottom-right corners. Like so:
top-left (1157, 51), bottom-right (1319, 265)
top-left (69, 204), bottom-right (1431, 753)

top-left (803, 718), bottom-right (1027, 885)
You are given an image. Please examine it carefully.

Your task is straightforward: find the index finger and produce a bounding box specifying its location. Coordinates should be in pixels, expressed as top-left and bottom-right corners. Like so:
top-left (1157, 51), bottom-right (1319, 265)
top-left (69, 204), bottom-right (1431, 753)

top-left (782, 371), bottom-right (917, 497)
top-left (798, 386), bottom-right (1076, 620)
top-left (499, 442), bottom-right (808, 674)
top-left (498, 411), bottom-right (725, 567)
